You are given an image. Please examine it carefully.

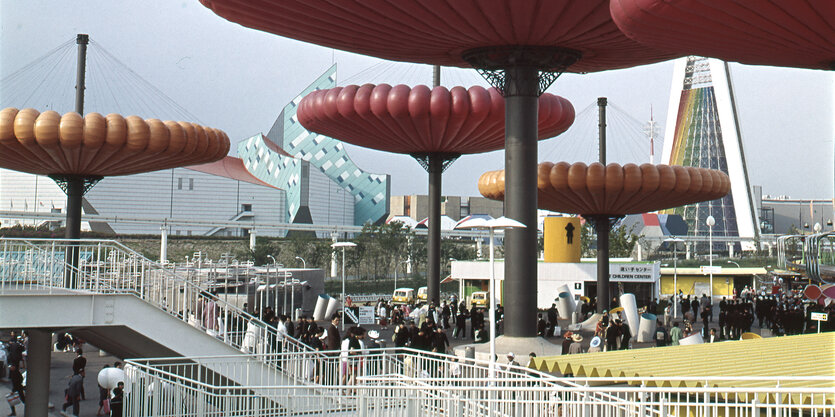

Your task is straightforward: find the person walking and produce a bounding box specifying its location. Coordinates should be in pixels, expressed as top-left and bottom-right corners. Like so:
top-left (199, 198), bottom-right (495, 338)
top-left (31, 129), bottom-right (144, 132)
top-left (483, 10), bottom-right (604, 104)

top-left (7, 364), bottom-right (24, 416)
top-left (605, 321), bottom-right (620, 351)
top-left (71, 349), bottom-right (87, 400)
top-left (547, 304), bottom-right (559, 337)
top-left (568, 334), bottom-right (584, 354)
top-left (561, 332), bottom-right (573, 355)
top-left (504, 352), bottom-right (520, 370)
top-left (62, 370), bottom-right (84, 416)
top-left (110, 382), bottom-right (124, 417)
top-left (454, 307), bottom-right (468, 339)
top-left (325, 314), bottom-right (341, 353)
top-left (587, 336), bottom-right (602, 353)
top-left (618, 319), bottom-right (631, 350)
top-left (655, 320), bottom-right (670, 347)
top-left (670, 322), bottom-right (683, 346)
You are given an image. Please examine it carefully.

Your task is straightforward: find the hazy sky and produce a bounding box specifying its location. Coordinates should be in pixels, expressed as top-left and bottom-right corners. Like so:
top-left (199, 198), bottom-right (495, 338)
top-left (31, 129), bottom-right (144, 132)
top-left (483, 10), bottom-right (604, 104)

top-left (2, 0), bottom-right (833, 199)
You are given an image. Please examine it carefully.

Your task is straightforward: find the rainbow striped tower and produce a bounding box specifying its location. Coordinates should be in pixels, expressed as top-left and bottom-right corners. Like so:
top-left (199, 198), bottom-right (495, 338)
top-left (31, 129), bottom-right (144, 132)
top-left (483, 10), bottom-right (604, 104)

top-left (662, 56), bottom-right (759, 250)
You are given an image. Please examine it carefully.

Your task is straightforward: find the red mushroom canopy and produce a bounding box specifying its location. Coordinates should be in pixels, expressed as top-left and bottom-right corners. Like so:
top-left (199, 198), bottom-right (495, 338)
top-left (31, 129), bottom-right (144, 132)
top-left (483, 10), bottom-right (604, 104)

top-left (297, 84), bottom-right (574, 155)
top-left (610, 0), bottom-right (835, 70)
top-left (0, 107), bottom-right (230, 177)
top-left (479, 161), bottom-right (731, 216)
top-left (200, 0), bottom-right (678, 72)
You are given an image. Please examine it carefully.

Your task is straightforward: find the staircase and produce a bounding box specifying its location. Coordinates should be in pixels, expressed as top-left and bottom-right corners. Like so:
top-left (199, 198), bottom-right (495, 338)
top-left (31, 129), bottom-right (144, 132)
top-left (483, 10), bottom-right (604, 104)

top-left (0, 237), bottom-right (332, 411)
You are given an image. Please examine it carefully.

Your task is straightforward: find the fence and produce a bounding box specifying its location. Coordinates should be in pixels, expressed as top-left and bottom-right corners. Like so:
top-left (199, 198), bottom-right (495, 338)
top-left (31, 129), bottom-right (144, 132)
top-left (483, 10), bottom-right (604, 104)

top-left (0, 237), bottom-right (314, 357)
top-left (123, 348), bottom-right (835, 417)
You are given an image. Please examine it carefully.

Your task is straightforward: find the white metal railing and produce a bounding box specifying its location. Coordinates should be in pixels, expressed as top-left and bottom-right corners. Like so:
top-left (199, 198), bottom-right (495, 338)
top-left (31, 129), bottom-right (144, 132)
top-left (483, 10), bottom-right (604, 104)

top-left (0, 237), bottom-right (314, 360)
top-left (123, 348), bottom-right (835, 417)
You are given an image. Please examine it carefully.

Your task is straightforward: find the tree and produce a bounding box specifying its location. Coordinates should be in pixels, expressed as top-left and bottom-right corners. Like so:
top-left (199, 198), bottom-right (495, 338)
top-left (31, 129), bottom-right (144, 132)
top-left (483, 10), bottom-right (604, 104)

top-left (581, 220), bottom-right (641, 258)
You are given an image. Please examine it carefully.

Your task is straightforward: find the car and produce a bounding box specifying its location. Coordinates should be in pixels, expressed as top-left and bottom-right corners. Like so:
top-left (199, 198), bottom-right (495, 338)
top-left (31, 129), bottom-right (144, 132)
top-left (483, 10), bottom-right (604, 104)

top-left (392, 288), bottom-right (414, 305)
top-left (470, 291), bottom-right (488, 308)
top-left (416, 287), bottom-right (428, 304)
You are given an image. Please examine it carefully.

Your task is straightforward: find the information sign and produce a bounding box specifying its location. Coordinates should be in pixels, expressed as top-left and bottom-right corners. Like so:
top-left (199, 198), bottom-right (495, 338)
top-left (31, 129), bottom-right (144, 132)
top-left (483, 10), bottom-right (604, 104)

top-left (358, 306), bottom-right (375, 325)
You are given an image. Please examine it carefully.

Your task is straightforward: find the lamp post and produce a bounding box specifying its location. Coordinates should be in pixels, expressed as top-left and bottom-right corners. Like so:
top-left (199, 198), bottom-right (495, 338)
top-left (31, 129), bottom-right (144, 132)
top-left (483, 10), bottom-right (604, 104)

top-left (295, 256), bottom-right (306, 269)
top-left (456, 216), bottom-right (525, 381)
top-left (727, 260), bottom-right (740, 268)
top-left (664, 237), bottom-right (684, 318)
top-left (706, 215), bottom-right (715, 299)
top-left (267, 255), bottom-right (277, 315)
top-left (332, 241), bottom-right (357, 331)
top-left (394, 259), bottom-right (409, 293)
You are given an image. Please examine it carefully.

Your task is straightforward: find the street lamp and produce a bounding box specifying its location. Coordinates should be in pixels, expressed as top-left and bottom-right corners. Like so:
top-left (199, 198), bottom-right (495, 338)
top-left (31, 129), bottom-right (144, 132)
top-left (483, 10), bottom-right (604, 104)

top-left (455, 216), bottom-right (525, 381)
top-left (295, 256), bottom-right (306, 269)
top-left (266, 255), bottom-right (277, 316)
top-left (706, 215), bottom-right (715, 299)
top-left (664, 237), bottom-right (684, 318)
top-left (727, 260), bottom-right (740, 268)
top-left (394, 259), bottom-right (409, 293)
top-left (332, 241), bottom-right (357, 331)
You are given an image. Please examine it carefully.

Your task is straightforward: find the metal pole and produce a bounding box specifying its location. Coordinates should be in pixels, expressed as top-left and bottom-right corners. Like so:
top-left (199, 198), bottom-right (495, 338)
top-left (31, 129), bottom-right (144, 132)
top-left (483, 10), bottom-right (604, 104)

top-left (709, 226), bottom-right (714, 298)
top-left (598, 97), bottom-right (607, 165)
top-left (673, 242), bottom-right (678, 319)
top-left (341, 247), bottom-right (346, 331)
top-left (25, 329), bottom-right (52, 417)
top-left (488, 228), bottom-right (496, 380)
top-left (427, 154), bottom-right (442, 306)
top-left (596, 217), bottom-right (610, 313)
top-left (283, 269), bottom-right (288, 315)
top-left (160, 224), bottom-right (168, 263)
top-left (432, 65), bottom-right (441, 88)
top-left (502, 64), bottom-right (539, 338)
top-left (595, 98), bottom-right (610, 313)
top-left (64, 177), bottom-right (84, 287)
top-left (74, 34), bottom-right (89, 115)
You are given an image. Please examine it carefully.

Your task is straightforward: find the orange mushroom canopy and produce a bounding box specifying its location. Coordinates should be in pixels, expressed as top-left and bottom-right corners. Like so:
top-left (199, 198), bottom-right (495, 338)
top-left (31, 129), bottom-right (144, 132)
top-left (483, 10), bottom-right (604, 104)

top-left (479, 161), bottom-right (731, 216)
top-left (0, 107), bottom-right (230, 177)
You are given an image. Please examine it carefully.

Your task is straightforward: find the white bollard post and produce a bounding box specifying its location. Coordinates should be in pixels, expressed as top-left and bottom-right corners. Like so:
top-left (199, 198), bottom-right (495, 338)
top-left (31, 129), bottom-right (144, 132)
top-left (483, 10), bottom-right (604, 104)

top-left (160, 225), bottom-right (168, 263)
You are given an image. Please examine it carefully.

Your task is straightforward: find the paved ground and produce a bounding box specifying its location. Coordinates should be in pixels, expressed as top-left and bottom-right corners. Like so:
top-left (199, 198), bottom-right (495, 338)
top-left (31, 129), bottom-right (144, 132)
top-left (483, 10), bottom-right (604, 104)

top-left (1, 340), bottom-right (119, 417)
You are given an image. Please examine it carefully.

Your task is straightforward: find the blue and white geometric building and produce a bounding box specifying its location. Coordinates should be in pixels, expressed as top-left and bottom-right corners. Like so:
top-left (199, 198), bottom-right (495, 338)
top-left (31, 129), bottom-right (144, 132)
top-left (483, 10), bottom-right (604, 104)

top-left (253, 65), bottom-right (390, 226)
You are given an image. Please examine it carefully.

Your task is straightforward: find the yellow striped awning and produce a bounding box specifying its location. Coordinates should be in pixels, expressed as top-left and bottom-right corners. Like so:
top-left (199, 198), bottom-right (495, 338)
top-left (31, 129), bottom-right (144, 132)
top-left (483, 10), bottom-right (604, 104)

top-left (532, 333), bottom-right (835, 404)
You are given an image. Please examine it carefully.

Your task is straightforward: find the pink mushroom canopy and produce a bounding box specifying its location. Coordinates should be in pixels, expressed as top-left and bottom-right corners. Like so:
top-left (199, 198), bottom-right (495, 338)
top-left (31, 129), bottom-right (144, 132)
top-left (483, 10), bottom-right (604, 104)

top-left (610, 0), bottom-right (835, 70)
top-left (297, 84), bottom-right (574, 155)
top-left (200, 0), bottom-right (678, 72)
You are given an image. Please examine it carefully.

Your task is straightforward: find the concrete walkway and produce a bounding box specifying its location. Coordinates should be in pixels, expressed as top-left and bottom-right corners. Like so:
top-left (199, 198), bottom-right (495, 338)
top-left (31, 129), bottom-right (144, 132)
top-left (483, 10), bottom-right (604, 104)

top-left (1, 342), bottom-right (118, 417)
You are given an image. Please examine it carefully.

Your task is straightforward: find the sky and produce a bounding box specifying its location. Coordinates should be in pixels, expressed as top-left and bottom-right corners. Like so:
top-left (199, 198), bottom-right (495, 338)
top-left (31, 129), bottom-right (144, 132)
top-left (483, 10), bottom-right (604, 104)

top-left (2, 0), bottom-right (833, 200)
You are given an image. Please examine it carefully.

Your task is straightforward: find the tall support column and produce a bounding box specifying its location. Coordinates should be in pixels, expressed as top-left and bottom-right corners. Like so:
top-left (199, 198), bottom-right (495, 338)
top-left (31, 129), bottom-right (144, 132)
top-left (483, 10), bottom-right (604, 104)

top-left (598, 97), bottom-right (607, 165)
top-left (427, 154), bottom-right (442, 306)
top-left (65, 177), bottom-right (84, 287)
top-left (74, 34), bottom-right (89, 115)
top-left (595, 217), bottom-right (611, 313)
top-left (25, 329), bottom-right (52, 417)
top-left (503, 65), bottom-right (540, 337)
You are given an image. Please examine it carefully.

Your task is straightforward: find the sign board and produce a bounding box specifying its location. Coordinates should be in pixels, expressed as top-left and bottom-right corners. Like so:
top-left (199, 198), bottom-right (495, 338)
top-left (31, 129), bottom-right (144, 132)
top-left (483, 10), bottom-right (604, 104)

top-left (608, 263), bottom-right (659, 282)
top-left (811, 312), bottom-right (829, 321)
top-left (700, 266), bottom-right (723, 274)
top-left (344, 307), bottom-right (359, 324)
top-left (358, 306), bottom-right (375, 325)
top-left (693, 282), bottom-right (711, 297)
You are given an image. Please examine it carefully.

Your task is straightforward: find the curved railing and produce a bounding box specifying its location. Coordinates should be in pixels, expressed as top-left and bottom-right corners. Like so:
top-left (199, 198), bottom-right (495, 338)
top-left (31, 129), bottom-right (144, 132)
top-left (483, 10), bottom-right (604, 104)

top-left (123, 348), bottom-right (835, 417)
